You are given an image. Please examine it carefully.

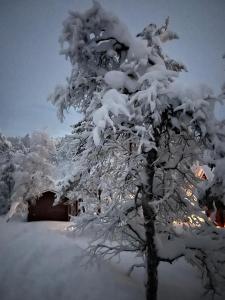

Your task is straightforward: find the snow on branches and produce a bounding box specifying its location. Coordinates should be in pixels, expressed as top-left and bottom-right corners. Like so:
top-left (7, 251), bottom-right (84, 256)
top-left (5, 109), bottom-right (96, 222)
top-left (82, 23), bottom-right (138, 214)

top-left (50, 2), bottom-right (225, 299)
top-left (0, 133), bottom-right (14, 214)
top-left (0, 132), bottom-right (58, 218)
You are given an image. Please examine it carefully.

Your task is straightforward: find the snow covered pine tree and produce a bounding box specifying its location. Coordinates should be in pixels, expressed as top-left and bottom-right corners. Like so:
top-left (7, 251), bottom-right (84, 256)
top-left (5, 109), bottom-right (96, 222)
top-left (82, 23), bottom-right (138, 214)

top-left (7, 132), bottom-right (57, 219)
top-left (50, 2), bottom-right (225, 300)
top-left (0, 133), bottom-right (15, 214)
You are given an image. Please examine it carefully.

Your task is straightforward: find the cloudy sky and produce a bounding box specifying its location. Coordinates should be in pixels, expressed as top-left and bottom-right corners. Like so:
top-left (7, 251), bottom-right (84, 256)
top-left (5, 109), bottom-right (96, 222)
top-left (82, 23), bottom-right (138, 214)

top-left (0, 0), bottom-right (225, 137)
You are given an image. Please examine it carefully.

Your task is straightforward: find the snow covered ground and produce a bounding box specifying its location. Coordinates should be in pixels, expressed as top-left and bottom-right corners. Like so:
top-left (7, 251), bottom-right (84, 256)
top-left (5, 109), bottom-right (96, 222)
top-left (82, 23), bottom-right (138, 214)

top-left (0, 217), bottom-right (223, 300)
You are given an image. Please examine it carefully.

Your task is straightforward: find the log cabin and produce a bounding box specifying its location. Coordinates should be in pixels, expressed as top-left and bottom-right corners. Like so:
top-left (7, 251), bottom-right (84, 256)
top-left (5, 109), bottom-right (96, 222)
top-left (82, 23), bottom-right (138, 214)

top-left (27, 190), bottom-right (78, 222)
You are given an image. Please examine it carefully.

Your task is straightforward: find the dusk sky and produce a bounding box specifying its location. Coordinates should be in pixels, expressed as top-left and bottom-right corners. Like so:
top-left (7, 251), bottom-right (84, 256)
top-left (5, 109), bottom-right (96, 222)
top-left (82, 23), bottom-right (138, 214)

top-left (0, 0), bottom-right (225, 137)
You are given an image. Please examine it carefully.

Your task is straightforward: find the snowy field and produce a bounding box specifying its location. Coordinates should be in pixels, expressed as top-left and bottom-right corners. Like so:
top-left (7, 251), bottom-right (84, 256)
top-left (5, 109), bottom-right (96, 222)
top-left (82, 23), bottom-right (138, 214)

top-left (0, 216), bottom-right (223, 300)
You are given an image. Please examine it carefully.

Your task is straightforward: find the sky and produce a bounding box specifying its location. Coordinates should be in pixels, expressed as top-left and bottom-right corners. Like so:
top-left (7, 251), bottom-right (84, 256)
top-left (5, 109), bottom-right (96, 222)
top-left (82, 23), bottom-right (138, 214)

top-left (0, 0), bottom-right (225, 137)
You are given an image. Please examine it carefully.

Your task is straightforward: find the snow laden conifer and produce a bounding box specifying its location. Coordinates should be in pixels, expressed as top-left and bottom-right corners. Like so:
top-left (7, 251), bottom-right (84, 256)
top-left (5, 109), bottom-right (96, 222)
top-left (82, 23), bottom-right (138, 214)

top-left (50, 2), bottom-right (225, 299)
top-left (0, 133), bottom-right (15, 215)
top-left (7, 132), bottom-right (57, 218)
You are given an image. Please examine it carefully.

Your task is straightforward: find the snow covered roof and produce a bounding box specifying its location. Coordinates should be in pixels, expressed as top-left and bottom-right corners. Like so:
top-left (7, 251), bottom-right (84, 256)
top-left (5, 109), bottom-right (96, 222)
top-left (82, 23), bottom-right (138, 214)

top-left (27, 189), bottom-right (71, 205)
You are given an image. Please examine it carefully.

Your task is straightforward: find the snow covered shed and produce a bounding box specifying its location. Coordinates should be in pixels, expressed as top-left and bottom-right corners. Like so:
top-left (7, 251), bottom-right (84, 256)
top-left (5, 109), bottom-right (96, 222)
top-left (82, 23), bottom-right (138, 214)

top-left (27, 191), bottom-right (78, 222)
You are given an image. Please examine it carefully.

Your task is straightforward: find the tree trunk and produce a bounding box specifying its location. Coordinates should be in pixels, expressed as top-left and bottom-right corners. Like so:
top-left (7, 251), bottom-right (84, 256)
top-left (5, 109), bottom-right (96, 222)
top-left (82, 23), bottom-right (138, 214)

top-left (142, 149), bottom-right (159, 300)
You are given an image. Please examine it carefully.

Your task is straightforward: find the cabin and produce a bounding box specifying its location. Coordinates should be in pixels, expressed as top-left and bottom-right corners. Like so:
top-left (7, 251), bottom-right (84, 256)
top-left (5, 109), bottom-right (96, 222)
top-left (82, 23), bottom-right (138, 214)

top-left (195, 165), bottom-right (225, 228)
top-left (27, 190), bottom-right (78, 222)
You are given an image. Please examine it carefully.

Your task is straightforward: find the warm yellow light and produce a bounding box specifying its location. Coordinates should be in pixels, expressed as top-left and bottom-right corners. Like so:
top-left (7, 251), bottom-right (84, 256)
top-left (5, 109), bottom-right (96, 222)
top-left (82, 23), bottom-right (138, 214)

top-left (186, 189), bottom-right (193, 197)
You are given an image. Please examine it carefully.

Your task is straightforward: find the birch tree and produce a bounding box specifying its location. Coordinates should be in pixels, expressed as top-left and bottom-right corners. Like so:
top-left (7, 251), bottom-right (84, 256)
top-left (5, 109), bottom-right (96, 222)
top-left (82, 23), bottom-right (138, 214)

top-left (50, 2), bottom-right (225, 299)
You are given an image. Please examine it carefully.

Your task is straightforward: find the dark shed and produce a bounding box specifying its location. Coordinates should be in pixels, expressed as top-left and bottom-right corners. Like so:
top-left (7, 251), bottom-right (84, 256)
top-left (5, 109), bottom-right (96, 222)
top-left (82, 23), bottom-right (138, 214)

top-left (27, 191), bottom-right (78, 222)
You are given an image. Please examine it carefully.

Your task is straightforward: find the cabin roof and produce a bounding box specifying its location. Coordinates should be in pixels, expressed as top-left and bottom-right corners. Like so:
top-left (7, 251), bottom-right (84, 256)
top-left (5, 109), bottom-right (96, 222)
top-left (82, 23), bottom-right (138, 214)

top-left (27, 190), bottom-right (70, 205)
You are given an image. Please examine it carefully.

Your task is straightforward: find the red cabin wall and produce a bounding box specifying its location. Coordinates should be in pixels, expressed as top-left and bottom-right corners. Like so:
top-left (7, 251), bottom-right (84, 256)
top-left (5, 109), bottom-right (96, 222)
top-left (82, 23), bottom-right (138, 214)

top-left (28, 191), bottom-right (76, 222)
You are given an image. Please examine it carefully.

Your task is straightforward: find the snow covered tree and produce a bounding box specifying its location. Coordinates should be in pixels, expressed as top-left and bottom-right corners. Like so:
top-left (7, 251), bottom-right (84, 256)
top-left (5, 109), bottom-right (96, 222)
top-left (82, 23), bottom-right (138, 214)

top-left (198, 78), bottom-right (225, 225)
top-left (0, 133), bottom-right (15, 214)
top-left (50, 2), bottom-right (225, 299)
top-left (55, 134), bottom-right (80, 186)
top-left (8, 131), bottom-right (57, 218)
